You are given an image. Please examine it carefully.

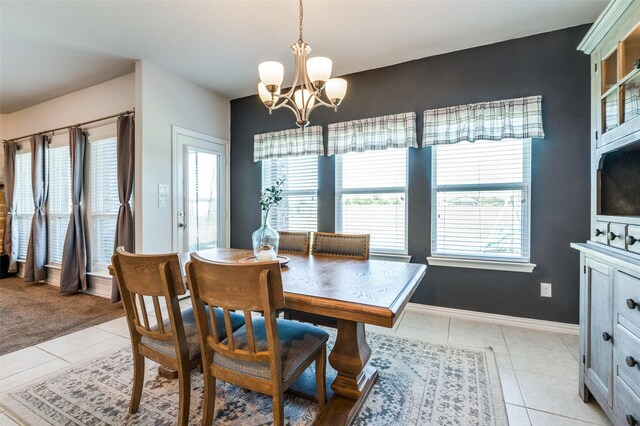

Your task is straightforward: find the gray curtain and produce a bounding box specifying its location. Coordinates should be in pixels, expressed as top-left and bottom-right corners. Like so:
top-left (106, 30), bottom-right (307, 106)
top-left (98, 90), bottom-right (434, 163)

top-left (3, 143), bottom-right (17, 272)
top-left (24, 135), bottom-right (48, 282)
top-left (111, 115), bottom-right (134, 302)
top-left (60, 128), bottom-right (87, 294)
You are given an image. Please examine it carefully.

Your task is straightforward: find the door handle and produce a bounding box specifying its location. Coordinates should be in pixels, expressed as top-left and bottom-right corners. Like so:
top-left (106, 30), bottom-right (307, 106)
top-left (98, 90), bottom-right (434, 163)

top-left (602, 331), bottom-right (612, 342)
top-left (178, 222), bottom-right (187, 229)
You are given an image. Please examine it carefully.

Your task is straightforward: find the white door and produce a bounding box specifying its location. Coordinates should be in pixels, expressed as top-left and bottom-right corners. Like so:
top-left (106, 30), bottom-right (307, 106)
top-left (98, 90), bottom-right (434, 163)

top-left (173, 127), bottom-right (228, 253)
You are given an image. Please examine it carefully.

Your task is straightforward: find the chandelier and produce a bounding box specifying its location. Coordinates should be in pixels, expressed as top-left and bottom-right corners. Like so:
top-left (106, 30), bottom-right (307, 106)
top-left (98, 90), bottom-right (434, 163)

top-left (257, 0), bottom-right (347, 128)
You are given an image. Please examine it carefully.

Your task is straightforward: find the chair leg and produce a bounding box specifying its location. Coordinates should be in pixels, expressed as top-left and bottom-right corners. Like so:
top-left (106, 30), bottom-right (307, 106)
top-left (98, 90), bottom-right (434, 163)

top-left (130, 352), bottom-right (145, 414)
top-left (273, 390), bottom-right (285, 426)
top-left (177, 363), bottom-right (191, 426)
top-left (316, 344), bottom-right (327, 409)
top-left (201, 372), bottom-right (216, 426)
top-left (273, 389), bottom-right (284, 426)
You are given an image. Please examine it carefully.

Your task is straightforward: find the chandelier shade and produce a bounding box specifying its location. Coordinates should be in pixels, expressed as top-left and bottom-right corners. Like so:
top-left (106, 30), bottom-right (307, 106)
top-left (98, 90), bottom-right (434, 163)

top-left (257, 0), bottom-right (347, 128)
top-left (306, 57), bottom-right (332, 87)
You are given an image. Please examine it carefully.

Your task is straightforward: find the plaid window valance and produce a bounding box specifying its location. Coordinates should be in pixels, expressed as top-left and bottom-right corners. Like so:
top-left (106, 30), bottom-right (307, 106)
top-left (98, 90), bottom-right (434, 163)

top-left (327, 112), bottom-right (417, 156)
top-left (423, 95), bottom-right (544, 146)
top-left (253, 126), bottom-right (324, 161)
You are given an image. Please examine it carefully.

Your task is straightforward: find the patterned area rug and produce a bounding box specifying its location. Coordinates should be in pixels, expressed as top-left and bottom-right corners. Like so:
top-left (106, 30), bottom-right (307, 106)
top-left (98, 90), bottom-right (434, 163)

top-left (1, 330), bottom-right (508, 425)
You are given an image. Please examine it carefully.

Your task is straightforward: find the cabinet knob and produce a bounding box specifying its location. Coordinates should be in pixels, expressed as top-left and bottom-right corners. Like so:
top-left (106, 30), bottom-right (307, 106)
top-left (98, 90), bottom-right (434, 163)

top-left (627, 356), bottom-right (639, 368)
top-left (594, 229), bottom-right (604, 237)
top-left (608, 232), bottom-right (616, 241)
top-left (627, 235), bottom-right (638, 246)
top-left (627, 414), bottom-right (638, 426)
top-left (628, 299), bottom-right (639, 310)
top-left (602, 331), bottom-right (612, 342)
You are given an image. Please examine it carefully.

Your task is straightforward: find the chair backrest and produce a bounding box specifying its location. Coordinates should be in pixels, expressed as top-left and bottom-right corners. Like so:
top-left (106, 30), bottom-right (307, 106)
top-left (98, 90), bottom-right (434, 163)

top-left (111, 247), bottom-right (187, 352)
top-left (311, 232), bottom-right (370, 259)
top-left (277, 231), bottom-right (310, 254)
top-left (186, 254), bottom-right (284, 371)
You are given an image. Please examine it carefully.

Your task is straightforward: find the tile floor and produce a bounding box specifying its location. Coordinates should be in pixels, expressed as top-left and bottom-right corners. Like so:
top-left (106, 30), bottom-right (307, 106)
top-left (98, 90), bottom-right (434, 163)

top-left (0, 305), bottom-right (610, 425)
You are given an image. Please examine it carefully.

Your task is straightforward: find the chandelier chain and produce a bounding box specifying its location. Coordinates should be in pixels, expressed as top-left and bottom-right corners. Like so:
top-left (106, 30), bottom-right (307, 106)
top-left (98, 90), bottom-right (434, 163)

top-left (298, 0), bottom-right (303, 42)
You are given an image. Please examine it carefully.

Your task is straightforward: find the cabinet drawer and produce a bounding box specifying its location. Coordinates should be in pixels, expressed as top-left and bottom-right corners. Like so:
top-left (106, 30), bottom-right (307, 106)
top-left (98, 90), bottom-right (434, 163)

top-left (615, 324), bottom-right (640, 395)
top-left (614, 377), bottom-right (640, 426)
top-left (594, 221), bottom-right (609, 244)
top-left (616, 271), bottom-right (640, 331)
top-left (629, 225), bottom-right (640, 255)
top-left (608, 223), bottom-right (626, 250)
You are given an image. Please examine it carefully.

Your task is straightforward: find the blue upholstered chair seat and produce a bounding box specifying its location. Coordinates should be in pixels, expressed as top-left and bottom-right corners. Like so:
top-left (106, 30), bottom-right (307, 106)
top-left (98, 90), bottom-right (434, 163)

top-left (213, 318), bottom-right (329, 381)
top-left (141, 307), bottom-right (245, 358)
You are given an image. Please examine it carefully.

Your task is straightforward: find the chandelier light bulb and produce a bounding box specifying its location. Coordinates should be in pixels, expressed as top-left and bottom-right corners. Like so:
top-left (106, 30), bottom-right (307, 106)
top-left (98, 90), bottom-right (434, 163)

top-left (258, 83), bottom-right (279, 108)
top-left (294, 88), bottom-right (315, 111)
top-left (325, 78), bottom-right (348, 106)
top-left (258, 61), bottom-right (284, 93)
top-left (306, 57), bottom-right (332, 88)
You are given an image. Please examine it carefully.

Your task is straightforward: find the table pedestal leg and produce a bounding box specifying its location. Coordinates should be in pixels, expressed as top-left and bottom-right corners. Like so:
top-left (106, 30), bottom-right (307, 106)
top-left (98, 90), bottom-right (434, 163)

top-left (314, 319), bottom-right (379, 426)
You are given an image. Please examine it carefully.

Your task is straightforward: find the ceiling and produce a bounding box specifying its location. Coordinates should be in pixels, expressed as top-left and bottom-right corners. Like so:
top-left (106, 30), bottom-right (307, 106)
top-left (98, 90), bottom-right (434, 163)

top-left (1, 0), bottom-right (608, 114)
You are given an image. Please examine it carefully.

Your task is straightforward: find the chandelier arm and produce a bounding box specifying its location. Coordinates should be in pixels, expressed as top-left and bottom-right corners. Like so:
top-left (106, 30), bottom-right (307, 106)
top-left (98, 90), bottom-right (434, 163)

top-left (280, 100), bottom-right (303, 121)
top-left (310, 93), bottom-right (334, 108)
top-left (306, 100), bottom-right (327, 115)
top-left (267, 96), bottom-right (289, 111)
top-left (300, 52), bottom-right (318, 114)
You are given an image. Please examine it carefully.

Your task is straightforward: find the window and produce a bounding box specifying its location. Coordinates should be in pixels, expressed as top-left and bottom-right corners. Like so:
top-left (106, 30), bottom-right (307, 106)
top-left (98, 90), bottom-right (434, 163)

top-left (336, 148), bottom-right (408, 254)
top-left (89, 137), bottom-right (118, 272)
top-left (431, 139), bottom-right (531, 262)
top-left (262, 156), bottom-right (317, 232)
top-left (14, 151), bottom-right (32, 260)
top-left (48, 145), bottom-right (71, 264)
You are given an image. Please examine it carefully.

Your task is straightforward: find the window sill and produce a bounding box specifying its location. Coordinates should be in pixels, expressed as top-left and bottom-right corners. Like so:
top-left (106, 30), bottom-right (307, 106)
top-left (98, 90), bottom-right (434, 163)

top-left (426, 256), bottom-right (536, 273)
top-left (87, 271), bottom-right (112, 279)
top-left (370, 253), bottom-right (412, 263)
top-left (45, 264), bottom-right (62, 270)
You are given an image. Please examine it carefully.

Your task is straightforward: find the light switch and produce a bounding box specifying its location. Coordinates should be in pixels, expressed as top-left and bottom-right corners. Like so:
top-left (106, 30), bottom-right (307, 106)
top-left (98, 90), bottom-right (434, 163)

top-left (158, 196), bottom-right (167, 209)
top-left (158, 184), bottom-right (169, 195)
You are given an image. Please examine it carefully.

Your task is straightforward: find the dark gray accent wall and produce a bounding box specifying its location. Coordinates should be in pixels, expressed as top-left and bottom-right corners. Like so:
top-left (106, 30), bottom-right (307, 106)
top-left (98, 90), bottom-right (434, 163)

top-left (230, 25), bottom-right (591, 324)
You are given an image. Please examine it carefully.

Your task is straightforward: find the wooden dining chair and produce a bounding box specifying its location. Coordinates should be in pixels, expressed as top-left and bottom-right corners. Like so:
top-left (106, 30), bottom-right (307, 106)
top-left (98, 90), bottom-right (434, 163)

top-left (277, 231), bottom-right (311, 254)
top-left (311, 232), bottom-right (370, 259)
top-left (110, 248), bottom-right (244, 425)
top-left (186, 254), bottom-right (328, 426)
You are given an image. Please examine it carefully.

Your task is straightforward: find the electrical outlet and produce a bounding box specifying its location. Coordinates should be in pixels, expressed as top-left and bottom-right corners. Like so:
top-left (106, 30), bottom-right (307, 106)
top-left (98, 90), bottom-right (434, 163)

top-left (541, 282), bottom-right (552, 298)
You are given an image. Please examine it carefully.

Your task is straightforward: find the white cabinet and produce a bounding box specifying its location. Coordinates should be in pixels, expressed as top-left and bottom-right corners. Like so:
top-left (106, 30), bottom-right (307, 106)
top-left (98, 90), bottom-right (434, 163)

top-left (574, 244), bottom-right (640, 425)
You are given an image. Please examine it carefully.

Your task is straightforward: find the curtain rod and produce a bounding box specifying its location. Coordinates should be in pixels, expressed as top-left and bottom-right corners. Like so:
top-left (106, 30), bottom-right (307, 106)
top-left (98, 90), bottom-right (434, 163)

top-left (2, 109), bottom-right (135, 144)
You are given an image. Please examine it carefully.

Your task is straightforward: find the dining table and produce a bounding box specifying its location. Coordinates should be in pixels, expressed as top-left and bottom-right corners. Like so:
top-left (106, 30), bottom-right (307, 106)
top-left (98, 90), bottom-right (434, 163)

top-left (194, 248), bottom-right (427, 426)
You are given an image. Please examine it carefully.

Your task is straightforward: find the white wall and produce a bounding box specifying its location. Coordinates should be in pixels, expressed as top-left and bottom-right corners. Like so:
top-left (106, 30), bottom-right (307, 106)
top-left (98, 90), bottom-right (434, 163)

top-left (1, 114), bottom-right (10, 183)
top-left (135, 61), bottom-right (230, 253)
top-left (1, 73), bottom-right (134, 140)
top-left (0, 114), bottom-right (9, 139)
top-left (2, 63), bottom-right (230, 270)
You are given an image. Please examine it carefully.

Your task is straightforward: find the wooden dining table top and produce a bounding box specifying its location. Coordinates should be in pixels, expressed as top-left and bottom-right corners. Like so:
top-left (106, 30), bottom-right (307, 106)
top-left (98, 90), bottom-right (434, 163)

top-left (192, 248), bottom-right (427, 328)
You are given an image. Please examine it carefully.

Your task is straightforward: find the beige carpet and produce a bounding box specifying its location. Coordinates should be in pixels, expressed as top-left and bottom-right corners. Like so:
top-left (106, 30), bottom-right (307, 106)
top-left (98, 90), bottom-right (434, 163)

top-left (0, 277), bottom-right (124, 355)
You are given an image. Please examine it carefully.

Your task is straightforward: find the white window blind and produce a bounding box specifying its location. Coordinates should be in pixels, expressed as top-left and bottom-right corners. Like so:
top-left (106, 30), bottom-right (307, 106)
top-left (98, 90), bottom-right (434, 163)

top-left (336, 148), bottom-right (408, 254)
top-left (90, 137), bottom-right (118, 271)
top-left (15, 152), bottom-right (32, 260)
top-left (48, 146), bottom-right (71, 264)
top-left (431, 139), bottom-right (531, 262)
top-left (262, 156), bottom-right (318, 232)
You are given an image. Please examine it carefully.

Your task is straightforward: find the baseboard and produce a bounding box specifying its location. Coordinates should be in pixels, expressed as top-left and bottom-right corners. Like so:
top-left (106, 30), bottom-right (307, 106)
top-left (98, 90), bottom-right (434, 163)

top-left (15, 263), bottom-right (112, 299)
top-left (406, 303), bottom-right (579, 335)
